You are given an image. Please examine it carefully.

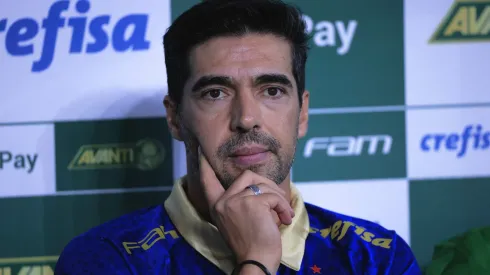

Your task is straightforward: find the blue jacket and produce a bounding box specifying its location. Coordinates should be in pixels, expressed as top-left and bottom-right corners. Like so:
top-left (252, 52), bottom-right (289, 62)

top-left (55, 178), bottom-right (421, 274)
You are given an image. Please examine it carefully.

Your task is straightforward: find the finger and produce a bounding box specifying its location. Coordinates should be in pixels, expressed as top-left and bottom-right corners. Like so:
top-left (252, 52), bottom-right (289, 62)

top-left (256, 193), bottom-right (294, 225)
top-left (243, 182), bottom-right (287, 198)
top-left (234, 184), bottom-right (294, 221)
top-left (198, 146), bottom-right (225, 207)
top-left (240, 184), bottom-right (288, 207)
top-left (223, 170), bottom-right (283, 199)
top-left (224, 173), bottom-right (293, 218)
top-left (253, 185), bottom-right (294, 218)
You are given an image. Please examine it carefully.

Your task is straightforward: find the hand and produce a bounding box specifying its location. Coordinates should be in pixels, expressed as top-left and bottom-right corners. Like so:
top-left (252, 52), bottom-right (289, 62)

top-left (198, 147), bottom-right (295, 274)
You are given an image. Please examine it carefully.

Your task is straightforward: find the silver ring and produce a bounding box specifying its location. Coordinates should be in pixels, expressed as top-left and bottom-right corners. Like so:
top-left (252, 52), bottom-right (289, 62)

top-left (247, 184), bottom-right (262, 196)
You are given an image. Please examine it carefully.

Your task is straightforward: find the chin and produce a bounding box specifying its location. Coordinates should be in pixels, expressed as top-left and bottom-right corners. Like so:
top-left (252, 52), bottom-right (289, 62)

top-left (219, 157), bottom-right (289, 185)
top-left (231, 162), bottom-right (270, 177)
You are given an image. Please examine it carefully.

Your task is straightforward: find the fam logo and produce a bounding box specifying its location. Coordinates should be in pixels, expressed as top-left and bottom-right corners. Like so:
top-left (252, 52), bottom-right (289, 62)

top-left (302, 14), bottom-right (358, 55)
top-left (303, 135), bottom-right (393, 158)
top-left (420, 124), bottom-right (490, 157)
top-left (68, 138), bottom-right (165, 171)
top-left (429, 0), bottom-right (490, 43)
top-left (0, 0), bottom-right (150, 72)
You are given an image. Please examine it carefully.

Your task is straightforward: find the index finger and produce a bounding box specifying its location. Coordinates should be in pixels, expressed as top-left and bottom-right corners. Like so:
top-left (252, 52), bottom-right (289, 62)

top-left (198, 146), bottom-right (225, 207)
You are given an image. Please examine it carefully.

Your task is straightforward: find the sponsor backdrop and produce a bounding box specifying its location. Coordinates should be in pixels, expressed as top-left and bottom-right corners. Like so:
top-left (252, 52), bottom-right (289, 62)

top-left (0, 0), bottom-right (488, 272)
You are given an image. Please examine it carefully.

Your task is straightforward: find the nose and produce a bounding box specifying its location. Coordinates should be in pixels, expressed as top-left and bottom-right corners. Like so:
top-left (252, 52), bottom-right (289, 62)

top-left (230, 91), bottom-right (261, 133)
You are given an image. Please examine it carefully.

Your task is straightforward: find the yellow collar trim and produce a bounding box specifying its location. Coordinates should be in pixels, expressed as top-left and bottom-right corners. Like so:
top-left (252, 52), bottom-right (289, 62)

top-left (164, 176), bottom-right (310, 274)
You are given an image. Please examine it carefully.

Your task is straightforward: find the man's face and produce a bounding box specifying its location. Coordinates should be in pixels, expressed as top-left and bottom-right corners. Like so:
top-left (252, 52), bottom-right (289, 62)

top-left (176, 33), bottom-right (308, 188)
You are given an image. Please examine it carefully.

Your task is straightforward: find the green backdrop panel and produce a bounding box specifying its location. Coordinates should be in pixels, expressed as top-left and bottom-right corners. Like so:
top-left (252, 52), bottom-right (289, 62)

top-left (293, 111), bottom-right (406, 182)
top-left (55, 118), bottom-right (173, 191)
top-left (410, 177), bottom-right (490, 267)
top-left (0, 191), bottom-right (171, 259)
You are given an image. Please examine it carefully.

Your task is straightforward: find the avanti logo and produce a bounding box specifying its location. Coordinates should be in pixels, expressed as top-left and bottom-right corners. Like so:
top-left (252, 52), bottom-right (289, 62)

top-left (0, 0), bottom-right (150, 72)
top-left (0, 255), bottom-right (57, 275)
top-left (0, 265), bottom-right (53, 275)
top-left (68, 138), bottom-right (165, 171)
top-left (303, 135), bottom-right (393, 158)
top-left (420, 124), bottom-right (490, 158)
top-left (429, 0), bottom-right (490, 43)
top-left (302, 14), bottom-right (358, 55)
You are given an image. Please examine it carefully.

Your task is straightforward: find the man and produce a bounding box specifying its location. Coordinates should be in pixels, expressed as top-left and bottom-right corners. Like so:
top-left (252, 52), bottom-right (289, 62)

top-left (55, 0), bottom-right (421, 274)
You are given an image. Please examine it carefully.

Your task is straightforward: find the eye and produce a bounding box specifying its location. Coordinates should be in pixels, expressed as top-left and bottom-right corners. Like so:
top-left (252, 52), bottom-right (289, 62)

top-left (264, 87), bottom-right (284, 97)
top-left (203, 89), bottom-right (225, 100)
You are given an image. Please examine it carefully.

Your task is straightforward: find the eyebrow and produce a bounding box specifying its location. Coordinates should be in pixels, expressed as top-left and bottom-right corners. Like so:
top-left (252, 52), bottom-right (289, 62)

top-left (191, 73), bottom-right (293, 92)
top-left (253, 73), bottom-right (293, 88)
top-left (191, 75), bottom-right (234, 92)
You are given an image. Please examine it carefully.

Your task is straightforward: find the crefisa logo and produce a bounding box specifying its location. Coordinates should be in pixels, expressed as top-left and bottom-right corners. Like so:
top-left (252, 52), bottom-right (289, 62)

top-left (420, 124), bottom-right (490, 157)
top-left (0, 0), bottom-right (151, 72)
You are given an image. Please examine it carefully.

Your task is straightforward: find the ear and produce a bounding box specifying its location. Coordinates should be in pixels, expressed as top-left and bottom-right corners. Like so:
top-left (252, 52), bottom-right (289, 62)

top-left (163, 95), bottom-right (183, 141)
top-left (298, 90), bottom-right (309, 139)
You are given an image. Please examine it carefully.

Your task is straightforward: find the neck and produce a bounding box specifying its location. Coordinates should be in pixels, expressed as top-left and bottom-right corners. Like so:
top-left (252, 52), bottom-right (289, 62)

top-left (184, 172), bottom-right (293, 225)
top-left (183, 175), bottom-right (213, 223)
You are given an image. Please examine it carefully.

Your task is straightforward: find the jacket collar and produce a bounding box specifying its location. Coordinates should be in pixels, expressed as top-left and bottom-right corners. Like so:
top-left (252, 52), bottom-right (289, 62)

top-left (164, 176), bottom-right (310, 274)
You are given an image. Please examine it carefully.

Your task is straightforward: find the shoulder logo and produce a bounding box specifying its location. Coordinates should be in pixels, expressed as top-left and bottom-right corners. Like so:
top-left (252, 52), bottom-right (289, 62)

top-left (430, 0), bottom-right (490, 43)
top-left (122, 226), bottom-right (179, 255)
top-left (310, 220), bottom-right (392, 249)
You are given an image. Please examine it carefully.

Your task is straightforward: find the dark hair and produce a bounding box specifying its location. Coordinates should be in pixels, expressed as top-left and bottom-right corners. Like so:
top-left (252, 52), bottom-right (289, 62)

top-left (163, 0), bottom-right (310, 108)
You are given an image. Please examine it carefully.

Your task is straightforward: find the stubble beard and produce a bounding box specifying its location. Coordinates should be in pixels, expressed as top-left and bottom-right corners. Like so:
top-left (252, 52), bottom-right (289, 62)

top-left (216, 126), bottom-right (299, 188)
top-left (181, 120), bottom-right (299, 190)
top-left (218, 146), bottom-right (296, 189)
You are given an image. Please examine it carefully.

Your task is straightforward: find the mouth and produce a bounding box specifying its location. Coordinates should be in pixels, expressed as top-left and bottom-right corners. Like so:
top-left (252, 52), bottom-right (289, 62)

top-left (229, 145), bottom-right (270, 166)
